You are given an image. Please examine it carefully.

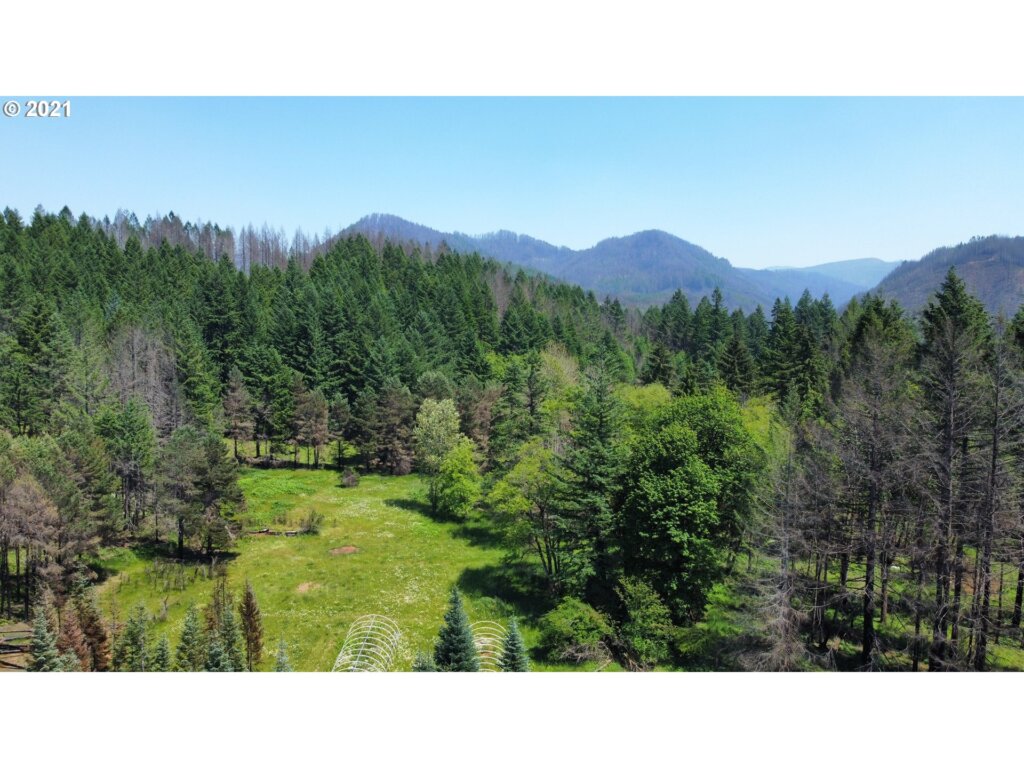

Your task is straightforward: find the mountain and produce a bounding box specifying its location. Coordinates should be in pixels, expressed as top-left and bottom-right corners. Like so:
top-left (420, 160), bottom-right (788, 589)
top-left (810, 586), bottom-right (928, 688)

top-left (767, 258), bottom-right (900, 291)
top-left (343, 214), bottom-right (900, 311)
top-left (873, 236), bottom-right (1024, 315)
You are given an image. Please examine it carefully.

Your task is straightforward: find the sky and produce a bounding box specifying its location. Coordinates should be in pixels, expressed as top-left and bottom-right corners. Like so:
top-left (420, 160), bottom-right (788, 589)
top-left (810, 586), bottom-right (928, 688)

top-left (1, 97), bottom-right (1022, 268)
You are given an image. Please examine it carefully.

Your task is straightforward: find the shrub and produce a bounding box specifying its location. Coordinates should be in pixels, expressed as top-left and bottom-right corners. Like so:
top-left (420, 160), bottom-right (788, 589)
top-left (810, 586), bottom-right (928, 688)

top-left (341, 469), bottom-right (360, 488)
top-left (616, 577), bottom-right (675, 669)
top-left (298, 510), bottom-right (324, 534)
top-left (538, 598), bottom-right (613, 663)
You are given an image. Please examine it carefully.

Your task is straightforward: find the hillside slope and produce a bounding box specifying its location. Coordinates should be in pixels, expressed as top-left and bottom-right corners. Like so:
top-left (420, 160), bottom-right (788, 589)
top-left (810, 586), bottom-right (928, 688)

top-left (873, 236), bottom-right (1024, 314)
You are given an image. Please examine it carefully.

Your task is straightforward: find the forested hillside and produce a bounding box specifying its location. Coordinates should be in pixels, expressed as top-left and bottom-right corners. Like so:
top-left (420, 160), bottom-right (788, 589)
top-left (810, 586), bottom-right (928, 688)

top-left (3, 205), bottom-right (1024, 672)
top-left (874, 235), bottom-right (1024, 314)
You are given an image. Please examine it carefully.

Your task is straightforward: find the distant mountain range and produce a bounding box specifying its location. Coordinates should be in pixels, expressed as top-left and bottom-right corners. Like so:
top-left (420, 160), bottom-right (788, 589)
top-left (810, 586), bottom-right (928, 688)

top-left (873, 235), bottom-right (1024, 315)
top-left (342, 214), bottom-right (902, 311)
top-left (342, 215), bottom-right (1024, 316)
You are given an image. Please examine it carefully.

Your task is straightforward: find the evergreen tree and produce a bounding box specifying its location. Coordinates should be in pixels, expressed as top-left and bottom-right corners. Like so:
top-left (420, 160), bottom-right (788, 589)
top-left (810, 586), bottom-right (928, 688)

top-left (223, 366), bottom-right (254, 461)
top-left (220, 608), bottom-right (245, 672)
top-left (555, 362), bottom-right (625, 604)
top-left (499, 618), bottom-right (530, 672)
top-left (412, 651), bottom-right (437, 671)
top-left (239, 580), bottom-right (264, 671)
top-left (151, 635), bottom-right (172, 671)
top-left (28, 599), bottom-right (62, 672)
top-left (113, 604), bottom-right (149, 671)
top-left (433, 587), bottom-right (480, 672)
top-left (204, 637), bottom-right (233, 671)
top-left (175, 604), bottom-right (207, 671)
top-left (56, 604), bottom-right (91, 671)
top-left (274, 638), bottom-right (293, 672)
top-left (718, 328), bottom-right (757, 397)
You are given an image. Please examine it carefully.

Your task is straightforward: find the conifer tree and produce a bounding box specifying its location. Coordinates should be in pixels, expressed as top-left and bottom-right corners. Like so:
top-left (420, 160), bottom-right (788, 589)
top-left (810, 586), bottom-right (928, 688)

top-left (239, 580), bottom-right (264, 671)
top-left (28, 599), bottom-right (62, 672)
top-left (204, 637), bottom-right (232, 671)
top-left (499, 618), bottom-right (530, 672)
top-left (56, 604), bottom-right (91, 671)
top-left (223, 366), bottom-right (253, 461)
top-left (151, 635), bottom-right (172, 671)
top-left (175, 604), bottom-right (207, 671)
top-left (433, 587), bottom-right (480, 672)
top-left (274, 638), bottom-right (293, 672)
top-left (75, 594), bottom-right (111, 671)
top-left (113, 605), bottom-right (149, 671)
top-left (220, 604), bottom-right (245, 672)
top-left (412, 651), bottom-right (437, 671)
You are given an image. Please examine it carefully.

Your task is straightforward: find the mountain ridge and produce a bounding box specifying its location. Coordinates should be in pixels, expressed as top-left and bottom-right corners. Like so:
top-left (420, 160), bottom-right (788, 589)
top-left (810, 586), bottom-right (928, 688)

top-left (342, 213), bottom-right (901, 311)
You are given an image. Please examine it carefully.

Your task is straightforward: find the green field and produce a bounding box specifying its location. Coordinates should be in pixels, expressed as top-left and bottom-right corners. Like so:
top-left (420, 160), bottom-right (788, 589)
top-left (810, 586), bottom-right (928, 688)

top-left (93, 467), bottom-right (583, 671)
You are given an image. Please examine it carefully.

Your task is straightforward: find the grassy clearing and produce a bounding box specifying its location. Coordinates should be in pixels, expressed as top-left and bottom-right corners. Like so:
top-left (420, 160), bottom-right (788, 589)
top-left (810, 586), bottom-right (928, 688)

top-left (93, 467), bottom-right (582, 671)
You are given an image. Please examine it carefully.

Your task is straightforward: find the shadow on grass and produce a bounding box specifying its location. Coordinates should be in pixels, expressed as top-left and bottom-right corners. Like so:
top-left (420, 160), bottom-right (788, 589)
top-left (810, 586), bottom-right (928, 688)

top-left (89, 541), bottom-right (240, 584)
top-left (384, 498), bottom-right (506, 549)
top-left (456, 561), bottom-right (555, 621)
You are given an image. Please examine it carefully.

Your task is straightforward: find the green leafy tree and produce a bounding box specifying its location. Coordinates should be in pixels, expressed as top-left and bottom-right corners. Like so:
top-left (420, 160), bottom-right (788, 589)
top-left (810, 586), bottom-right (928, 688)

top-left (616, 577), bottom-right (674, 669)
top-left (434, 437), bottom-right (482, 518)
top-left (413, 398), bottom-right (463, 511)
top-left (433, 587), bottom-right (480, 672)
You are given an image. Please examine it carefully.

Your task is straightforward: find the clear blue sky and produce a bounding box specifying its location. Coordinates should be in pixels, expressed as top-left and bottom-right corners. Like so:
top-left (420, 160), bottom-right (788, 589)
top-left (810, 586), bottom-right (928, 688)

top-left (1, 97), bottom-right (1022, 268)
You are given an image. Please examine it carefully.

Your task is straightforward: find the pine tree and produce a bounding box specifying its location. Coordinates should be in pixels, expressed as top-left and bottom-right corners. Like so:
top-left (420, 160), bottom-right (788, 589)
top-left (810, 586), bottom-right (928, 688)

top-left (433, 587), bottom-right (480, 672)
top-left (220, 605), bottom-right (245, 672)
top-left (499, 618), bottom-right (530, 672)
top-left (75, 594), bottom-right (111, 671)
top-left (239, 580), bottom-right (264, 671)
top-left (175, 604), bottom-right (207, 671)
top-left (412, 651), bottom-right (437, 671)
top-left (113, 605), bottom-right (149, 671)
top-left (274, 638), bottom-right (293, 671)
top-left (223, 366), bottom-right (253, 461)
top-left (56, 604), bottom-right (91, 671)
top-left (151, 635), bottom-right (172, 671)
top-left (28, 599), bottom-right (62, 672)
top-left (204, 637), bottom-right (232, 671)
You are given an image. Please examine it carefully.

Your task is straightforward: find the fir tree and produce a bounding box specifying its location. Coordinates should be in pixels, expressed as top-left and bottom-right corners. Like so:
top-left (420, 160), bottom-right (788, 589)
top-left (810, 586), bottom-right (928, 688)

top-left (433, 587), bottom-right (480, 672)
top-left (56, 604), bottom-right (91, 671)
top-left (239, 580), bottom-right (264, 671)
top-left (28, 599), bottom-right (62, 672)
top-left (204, 637), bottom-right (233, 671)
top-left (220, 606), bottom-right (245, 672)
top-left (151, 635), bottom-right (172, 671)
top-left (175, 604), bottom-right (206, 671)
top-left (499, 618), bottom-right (530, 672)
top-left (412, 652), bottom-right (437, 671)
top-left (113, 605), bottom-right (149, 671)
top-left (274, 638), bottom-right (293, 672)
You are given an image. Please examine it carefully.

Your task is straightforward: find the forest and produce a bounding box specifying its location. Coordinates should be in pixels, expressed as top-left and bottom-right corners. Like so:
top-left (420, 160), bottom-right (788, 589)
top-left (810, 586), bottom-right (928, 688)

top-left (2, 205), bottom-right (1024, 671)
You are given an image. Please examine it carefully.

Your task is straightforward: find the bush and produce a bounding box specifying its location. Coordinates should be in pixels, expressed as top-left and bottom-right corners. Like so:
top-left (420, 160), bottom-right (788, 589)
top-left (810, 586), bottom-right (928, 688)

top-left (538, 598), bottom-right (613, 663)
top-left (298, 510), bottom-right (324, 534)
top-left (341, 469), bottom-right (360, 488)
top-left (616, 577), bottom-right (675, 669)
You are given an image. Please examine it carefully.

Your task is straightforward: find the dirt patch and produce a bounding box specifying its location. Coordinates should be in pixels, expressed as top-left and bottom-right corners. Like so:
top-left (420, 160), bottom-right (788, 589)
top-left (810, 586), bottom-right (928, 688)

top-left (330, 546), bottom-right (359, 556)
top-left (296, 582), bottom-right (319, 594)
